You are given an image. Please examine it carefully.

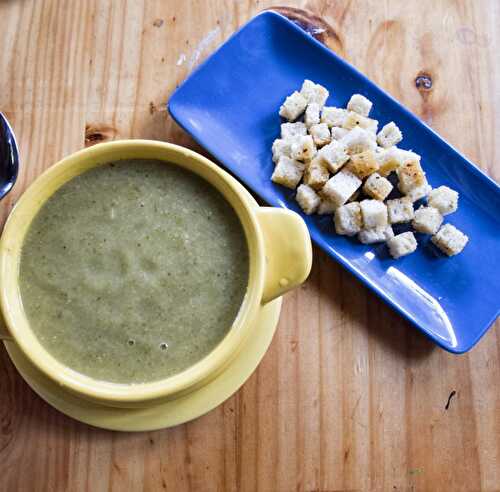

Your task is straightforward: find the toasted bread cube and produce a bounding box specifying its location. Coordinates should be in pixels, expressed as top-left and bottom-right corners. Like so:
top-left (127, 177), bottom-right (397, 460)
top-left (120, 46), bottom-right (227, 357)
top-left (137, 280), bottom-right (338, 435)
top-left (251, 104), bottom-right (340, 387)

top-left (279, 91), bottom-right (308, 121)
top-left (345, 150), bottom-right (379, 179)
top-left (431, 224), bottom-right (468, 256)
top-left (271, 156), bottom-right (305, 189)
top-left (304, 103), bottom-right (321, 127)
top-left (272, 138), bottom-right (292, 163)
top-left (309, 123), bottom-right (331, 147)
top-left (347, 189), bottom-right (360, 203)
top-left (387, 232), bottom-right (418, 259)
top-left (290, 135), bottom-right (317, 161)
top-left (296, 184), bottom-right (321, 215)
top-left (406, 183), bottom-right (432, 202)
top-left (358, 225), bottom-right (394, 244)
top-left (360, 199), bottom-right (388, 229)
top-left (317, 198), bottom-right (338, 215)
top-left (412, 206), bottom-right (443, 234)
top-left (334, 202), bottom-right (362, 236)
top-left (397, 160), bottom-right (426, 193)
top-left (427, 186), bottom-right (459, 215)
top-left (342, 111), bottom-right (378, 134)
top-left (387, 196), bottom-right (414, 224)
top-left (315, 140), bottom-right (350, 173)
top-left (347, 94), bottom-right (373, 117)
top-left (321, 107), bottom-right (348, 127)
top-left (363, 173), bottom-right (393, 201)
top-left (377, 122), bottom-right (403, 148)
top-left (376, 146), bottom-right (403, 176)
top-left (281, 122), bottom-right (307, 139)
top-left (300, 80), bottom-right (329, 108)
top-left (304, 159), bottom-right (329, 190)
top-left (341, 127), bottom-right (377, 154)
top-left (331, 127), bottom-right (349, 140)
top-left (321, 170), bottom-right (362, 207)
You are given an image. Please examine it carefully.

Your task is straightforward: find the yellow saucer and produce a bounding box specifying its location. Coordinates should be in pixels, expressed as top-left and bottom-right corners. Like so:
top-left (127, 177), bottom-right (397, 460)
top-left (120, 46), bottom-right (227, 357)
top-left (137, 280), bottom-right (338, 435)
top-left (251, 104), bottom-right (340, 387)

top-left (3, 296), bottom-right (281, 431)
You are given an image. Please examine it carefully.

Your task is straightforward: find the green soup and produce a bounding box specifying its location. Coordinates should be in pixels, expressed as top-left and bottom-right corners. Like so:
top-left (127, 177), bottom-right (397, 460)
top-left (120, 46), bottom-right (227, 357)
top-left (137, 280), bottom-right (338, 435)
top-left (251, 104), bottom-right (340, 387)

top-left (19, 159), bottom-right (249, 384)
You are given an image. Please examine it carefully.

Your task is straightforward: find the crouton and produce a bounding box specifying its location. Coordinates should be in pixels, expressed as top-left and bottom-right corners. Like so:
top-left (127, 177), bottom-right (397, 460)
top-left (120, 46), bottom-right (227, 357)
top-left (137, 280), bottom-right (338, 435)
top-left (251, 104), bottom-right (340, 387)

top-left (431, 224), bottom-right (469, 256)
top-left (334, 202), bottom-right (362, 236)
top-left (321, 170), bottom-right (362, 207)
top-left (318, 198), bottom-right (338, 215)
top-left (341, 127), bottom-right (377, 154)
top-left (321, 107), bottom-right (348, 127)
top-left (300, 80), bottom-right (329, 108)
top-left (377, 122), bottom-right (403, 148)
top-left (387, 196), bottom-right (414, 224)
top-left (363, 173), bottom-right (393, 201)
top-left (271, 156), bottom-right (305, 189)
top-left (358, 225), bottom-right (394, 244)
top-left (315, 140), bottom-right (349, 173)
top-left (345, 150), bottom-right (379, 179)
top-left (427, 186), bottom-right (459, 216)
top-left (387, 232), bottom-right (418, 259)
top-left (360, 199), bottom-right (388, 229)
top-left (290, 135), bottom-right (317, 161)
top-left (272, 139), bottom-right (292, 163)
top-left (279, 91), bottom-right (308, 121)
top-left (296, 184), bottom-right (321, 215)
top-left (309, 123), bottom-right (331, 147)
top-left (331, 127), bottom-right (349, 140)
top-left (376, 146), bottom-right (403, 176)
top-left (347, 94), bottom-right (373, 116)
top-left (281, 122), bottom-right (307, 140)
top-left (304, 103), bottom-right (321, 127)
top-left (397, 160), bottom-right (426, 193)
top-left (412, 206), bottom-right (443, 234)
top-left (405, 183), bottom-right (432, 202)
top-left (342, 111), bottom-right (378, 134)
top-left (304, 159), bottom-right (330, 190)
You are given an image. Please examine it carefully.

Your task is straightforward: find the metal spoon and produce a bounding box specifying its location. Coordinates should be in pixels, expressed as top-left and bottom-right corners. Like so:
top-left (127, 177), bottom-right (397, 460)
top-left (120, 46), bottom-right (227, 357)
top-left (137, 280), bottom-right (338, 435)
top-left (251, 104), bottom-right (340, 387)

top-left (0, 112), bottom-right (19, 200)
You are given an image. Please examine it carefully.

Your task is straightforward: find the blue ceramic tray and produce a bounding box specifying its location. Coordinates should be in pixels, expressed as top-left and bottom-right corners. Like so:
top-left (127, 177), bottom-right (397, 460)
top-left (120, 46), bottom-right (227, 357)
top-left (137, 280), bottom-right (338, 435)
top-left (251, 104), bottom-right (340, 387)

top-left (168, 11), bottom-right (500, 353)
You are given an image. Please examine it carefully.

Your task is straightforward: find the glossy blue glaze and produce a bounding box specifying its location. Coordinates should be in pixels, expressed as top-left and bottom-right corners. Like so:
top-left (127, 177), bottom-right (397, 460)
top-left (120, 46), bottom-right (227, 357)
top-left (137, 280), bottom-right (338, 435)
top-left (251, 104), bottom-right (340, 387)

top-left (168, 11), bottom-right (500, 353)
top-left (0, 112), bottom-right (19, 200)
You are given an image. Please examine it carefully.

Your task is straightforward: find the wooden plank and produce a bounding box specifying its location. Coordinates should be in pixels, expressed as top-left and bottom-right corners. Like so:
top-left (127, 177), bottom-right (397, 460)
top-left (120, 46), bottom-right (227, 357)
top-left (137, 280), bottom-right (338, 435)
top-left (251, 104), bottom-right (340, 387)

top-left (0, 1), bottom-right (498, 491)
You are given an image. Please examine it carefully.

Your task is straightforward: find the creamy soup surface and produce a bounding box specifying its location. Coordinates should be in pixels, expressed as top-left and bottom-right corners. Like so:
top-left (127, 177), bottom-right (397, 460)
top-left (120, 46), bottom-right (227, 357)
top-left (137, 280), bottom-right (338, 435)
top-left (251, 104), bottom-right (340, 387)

top-left (19, 159), bottom-right (249, 384)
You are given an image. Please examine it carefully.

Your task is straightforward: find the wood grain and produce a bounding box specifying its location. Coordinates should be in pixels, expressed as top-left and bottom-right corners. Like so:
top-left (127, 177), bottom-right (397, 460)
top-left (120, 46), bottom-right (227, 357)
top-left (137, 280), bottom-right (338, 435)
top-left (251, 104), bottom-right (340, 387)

top-left (1, 1), bottom-right (499, 491)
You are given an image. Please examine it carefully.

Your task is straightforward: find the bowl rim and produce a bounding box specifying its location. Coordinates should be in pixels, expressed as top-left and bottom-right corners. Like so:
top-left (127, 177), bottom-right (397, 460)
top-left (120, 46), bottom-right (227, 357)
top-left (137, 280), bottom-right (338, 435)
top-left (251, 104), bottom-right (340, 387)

top-left (0, 140), bottom-right (266, 404)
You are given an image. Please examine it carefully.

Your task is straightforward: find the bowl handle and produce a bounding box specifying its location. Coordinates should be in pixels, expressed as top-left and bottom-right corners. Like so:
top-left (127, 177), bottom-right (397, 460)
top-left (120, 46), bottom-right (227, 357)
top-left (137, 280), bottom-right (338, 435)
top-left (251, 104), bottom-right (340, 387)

top-left (255, 207), bottom-right (312, 304)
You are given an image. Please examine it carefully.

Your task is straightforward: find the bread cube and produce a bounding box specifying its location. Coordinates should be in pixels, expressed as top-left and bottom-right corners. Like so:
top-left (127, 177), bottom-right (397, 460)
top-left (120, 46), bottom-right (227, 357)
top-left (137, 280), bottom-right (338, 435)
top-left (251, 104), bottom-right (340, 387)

top-left (358, 225), bottom-right (394, 244)
top-left (281, 122), bottom-right (307, 139)
top-left (300, 79), bottom-right (329, 108)
top-left (431, 223), bottom-right (469, 256)
top-left (271, 156), bottom-right (305, 189)
top-left (290, 135), bottom-right (317, 161)
top-left (341, 127), bottom-right (377, 154)
top-left (305, 103), bottom-right (321, 127)
top-left (347, 190), bottom-right (360, 203)
top-left (321, 170), bottom-right (362, 207)
top-left (427, 186), bottom-right (459, 216)
top-left (345, 150), bottom-right (379, 179)
top-left (331, 127), bottom-right (349, 140)
top-left (387, 196), bottom-right (414, 224)
top-left (304, 159), bottom-right (330, 190)
top-left (412, 206), bottom-right (443, 234)
top-left (279, 91), bottom-right (308, 121)
top-left (342, 111), bottom-right (378, 134)
top-left (387, 232), bottom-right (418, 259)
top-left (295, 184), bottom-right (321, 215)
top-left (334, 202), bottom-right (362, 236)
top-left (406, 183), bottom-right (432, 202)
top-left (347, 94), bottom-right (373, 117)
top-left (321, 107), bottom-right (348, 127)
top-left (272, 138), bottom-right (292, 163)
top-left (360, 199), bottom-right (388, 229)
top-left (376, 146), bottom-right (403, 176)
top-left (363, 173), bottom-right (393, 201)
top-left (377, 122), bottom-right (403, 148)
top-left (397, 160), bottom-right (426, 193)
top-left (309, 123), bottom-right (331, 147)
top-left (315, 140), bottom-right (349, 173)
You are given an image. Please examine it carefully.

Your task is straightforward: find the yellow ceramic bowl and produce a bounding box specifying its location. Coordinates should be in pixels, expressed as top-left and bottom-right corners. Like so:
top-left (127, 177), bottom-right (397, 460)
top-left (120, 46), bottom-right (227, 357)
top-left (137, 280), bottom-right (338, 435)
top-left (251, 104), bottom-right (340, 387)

top-left (0, 140), bottom-right (312, 408)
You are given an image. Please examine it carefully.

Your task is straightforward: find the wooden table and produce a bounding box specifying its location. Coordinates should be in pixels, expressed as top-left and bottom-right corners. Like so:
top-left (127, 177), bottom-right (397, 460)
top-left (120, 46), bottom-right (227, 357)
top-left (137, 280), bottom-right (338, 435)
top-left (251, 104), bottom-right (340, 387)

top-left (1, 1), bottom-right (499, 491)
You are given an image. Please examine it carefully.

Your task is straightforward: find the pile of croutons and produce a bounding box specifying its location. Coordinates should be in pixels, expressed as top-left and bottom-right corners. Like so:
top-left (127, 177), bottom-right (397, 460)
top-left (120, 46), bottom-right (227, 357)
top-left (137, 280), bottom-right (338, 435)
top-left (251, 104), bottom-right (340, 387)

top-left (271, 80), bottom-right (468, 259)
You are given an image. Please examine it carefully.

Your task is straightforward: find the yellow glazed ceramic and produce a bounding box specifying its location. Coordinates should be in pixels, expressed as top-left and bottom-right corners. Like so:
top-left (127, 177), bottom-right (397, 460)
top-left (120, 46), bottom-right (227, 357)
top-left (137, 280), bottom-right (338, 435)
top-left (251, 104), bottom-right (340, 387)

top-left (0, 140), bottom-right (312, 409)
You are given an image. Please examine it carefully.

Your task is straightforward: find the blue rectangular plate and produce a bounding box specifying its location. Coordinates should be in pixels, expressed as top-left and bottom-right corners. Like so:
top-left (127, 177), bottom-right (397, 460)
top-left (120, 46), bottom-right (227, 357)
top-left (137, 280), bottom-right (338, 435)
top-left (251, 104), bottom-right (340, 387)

top-left (168, 11), bottom-right (500, 353)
